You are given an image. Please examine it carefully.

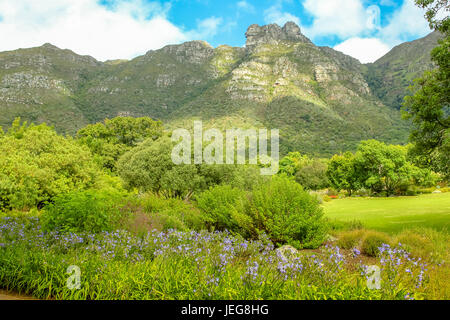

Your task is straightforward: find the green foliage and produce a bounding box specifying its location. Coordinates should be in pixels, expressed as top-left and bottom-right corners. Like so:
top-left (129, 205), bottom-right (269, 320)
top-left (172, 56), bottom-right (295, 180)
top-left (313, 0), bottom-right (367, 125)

top-left (415, 0), bottom-right (449, 33)
top-left (138, 193), bottom-right (205, 232)
top-left (294, 160), bottom-right (329, 190)
top-left (118, 136), bottom-right (266, 198)
top-left (196, 185), bottom-right (252, 235)
top-left (361, 231), bottom-right (391, 257)
top-left (403, 2), bottom-right (449, 179)
top-left (0, 119), bottom-right (102, 210)
top-left (118, 137), bottom-right (177, 193)
top-left (355, 140), bottom-right (423, 195)
top-left (278, 152), bottom-right (310, 176)
top-left (327, 152), bottom-right (361, 196)
top-left (247, 176), bottom-right (328, 249)
top-left (77, 117), bottom-right (163, 172)
top-left (279, 152), bottom-right (329, 190)
top-left (41, 189), bottom-right (126, 233)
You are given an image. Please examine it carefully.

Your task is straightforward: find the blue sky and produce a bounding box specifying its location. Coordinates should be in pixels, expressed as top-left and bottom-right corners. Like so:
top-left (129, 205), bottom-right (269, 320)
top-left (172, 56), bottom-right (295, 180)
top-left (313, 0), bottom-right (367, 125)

top-left (0, 0), bottom-right (435, 63)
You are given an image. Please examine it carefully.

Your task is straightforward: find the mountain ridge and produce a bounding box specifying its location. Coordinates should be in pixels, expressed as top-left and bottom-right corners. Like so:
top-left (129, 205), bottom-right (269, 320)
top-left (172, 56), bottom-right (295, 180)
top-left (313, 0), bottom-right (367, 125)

top-left (0, 22), bottom-right (440, 156)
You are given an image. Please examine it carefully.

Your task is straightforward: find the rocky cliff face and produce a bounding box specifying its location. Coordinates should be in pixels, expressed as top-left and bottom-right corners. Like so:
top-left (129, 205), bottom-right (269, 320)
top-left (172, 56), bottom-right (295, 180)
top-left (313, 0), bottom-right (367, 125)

top-left (0, 22), bottom-right (434, 156)
top-left (245, 22), bottom-right (312, 49)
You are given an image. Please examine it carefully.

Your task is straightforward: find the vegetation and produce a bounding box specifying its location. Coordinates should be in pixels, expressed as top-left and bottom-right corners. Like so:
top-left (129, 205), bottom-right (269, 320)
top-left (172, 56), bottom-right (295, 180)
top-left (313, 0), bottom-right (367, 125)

top-left (0, 114), bottom-right (447, 300)
top-left (41, 189), bottom-right (127, 234)
top-left (326, 140), bottom-right (437, 197)
top-left (0, 217), bottom-right (438, 300)
top-left (0, 119), bottom-right (104, 211)
top-left (77, 117), bottom-right (163, 172)
top-left (248, 176), bottom-right (327, 249)
top-left (402, 3), bottom-right (449, 179)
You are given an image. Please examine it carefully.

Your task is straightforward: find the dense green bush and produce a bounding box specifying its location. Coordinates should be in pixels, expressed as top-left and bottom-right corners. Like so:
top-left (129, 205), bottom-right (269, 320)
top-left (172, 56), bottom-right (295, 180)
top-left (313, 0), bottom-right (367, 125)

top-left (0, 119), bottom-right (103, 211)
top-left (41, 189), bottom-right (126, 233)
top-left (196, 185), bottom-right (252, 235)
top-left (139, 193), bottom-right (205, 231)
top-left (248, 176), bottom-right (328, 249)
top-left (361, 231), bottom-right (391, 257)
top-left (295, 160), bottom-right (329, 190)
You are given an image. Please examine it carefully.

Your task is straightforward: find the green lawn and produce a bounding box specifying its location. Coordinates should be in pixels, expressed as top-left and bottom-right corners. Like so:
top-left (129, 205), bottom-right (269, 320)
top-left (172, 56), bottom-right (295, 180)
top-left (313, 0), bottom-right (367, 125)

top-left (323, 193), bottom-right (450, 233)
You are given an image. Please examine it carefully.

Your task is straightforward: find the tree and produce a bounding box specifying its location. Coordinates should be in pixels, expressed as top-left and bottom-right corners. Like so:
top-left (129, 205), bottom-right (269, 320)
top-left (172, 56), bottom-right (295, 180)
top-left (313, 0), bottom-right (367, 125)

top-left (0, 119), bottom-right (103, 210)
top-left (117, 137), bottom-right (251, 199)
top-left (326, 152), bottom-right (360, 196)
top-left (355, 140), bottom-right (416, 196)
top-left (279, 152), bottom-right (329, 190)
top-left (295, 160), bottom-right (329, 190)
top-left (278, 152), bottom-right (310, 176)
top-left (414, 0), bottom-right (449, 33)
top-left (403, 0), bottom-right (449, 179)
top-left (77, 117), bottom-right (163, 172)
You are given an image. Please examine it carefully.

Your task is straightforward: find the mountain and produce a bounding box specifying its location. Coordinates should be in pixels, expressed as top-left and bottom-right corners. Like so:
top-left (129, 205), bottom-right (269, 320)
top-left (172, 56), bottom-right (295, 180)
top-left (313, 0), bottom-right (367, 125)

top-left (364, 31), bottom-right (443, 110)
top-left (0, 22), bottom-right (437, 156)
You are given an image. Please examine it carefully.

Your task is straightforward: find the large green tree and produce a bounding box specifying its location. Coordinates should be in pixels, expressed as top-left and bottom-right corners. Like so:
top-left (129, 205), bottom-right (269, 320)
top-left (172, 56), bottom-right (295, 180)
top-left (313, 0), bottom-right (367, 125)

top-left (326, 152), bottom-right (361, 196)
top-left (355, 141), bottom-right (420, 196)
top-left (403, 0), bottom-right (449, 179)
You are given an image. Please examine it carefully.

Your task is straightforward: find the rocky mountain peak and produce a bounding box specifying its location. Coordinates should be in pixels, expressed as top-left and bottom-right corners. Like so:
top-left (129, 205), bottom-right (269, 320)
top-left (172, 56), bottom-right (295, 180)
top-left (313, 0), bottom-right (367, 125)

top-left (41, 43), bottom-right (60, 50)
top-left (245, 22), bottom-right (312, 48)
top-left (161, 40), bottom-right (215, 64)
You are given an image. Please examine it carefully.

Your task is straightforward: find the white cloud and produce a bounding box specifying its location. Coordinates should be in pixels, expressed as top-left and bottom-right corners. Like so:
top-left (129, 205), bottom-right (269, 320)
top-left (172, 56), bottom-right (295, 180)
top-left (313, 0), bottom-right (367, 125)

top-left (237, 1), bottom-right (255, 13)
top-left (379, 0), bottom-right (431, 46)
top-left (264, 5), bottom-right (301, 26)
top-left (306, 0), bottom-right (432, 63)
top-left (188, 17), bottom-right (223, 40)
top-left (0, 0), bottom-right (215, 61)
top-left (334, 37), bottom-right (390, 63)
top-left (301, 0), bottom-right (370, 38)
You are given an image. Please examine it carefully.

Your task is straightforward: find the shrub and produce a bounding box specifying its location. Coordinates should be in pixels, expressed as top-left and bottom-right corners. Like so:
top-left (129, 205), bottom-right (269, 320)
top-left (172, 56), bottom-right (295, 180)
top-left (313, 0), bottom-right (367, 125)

top-left (41, 189), bottom-right (126, 233)
top-left (361, 231), bottom-right (391, 257)
top-left (196, 185), bottom-right (252, 236)
top-left (247, 176), bottom-right (328, 249)
top-left (337, 230), bottom-right (366, 249)
top-left (139, 193), bottom-right (205, 232)
top-left (0, 120), bottom-right (102, 211)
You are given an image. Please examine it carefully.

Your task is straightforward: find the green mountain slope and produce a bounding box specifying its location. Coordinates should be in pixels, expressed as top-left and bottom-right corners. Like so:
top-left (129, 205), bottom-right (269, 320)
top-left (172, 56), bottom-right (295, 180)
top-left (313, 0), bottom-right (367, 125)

top-left (0, 22), bottom-right (437, 156)
top-left (364, 31), bottom-right (443, 110)
top-left (0, 43), bottom-right (102, 134)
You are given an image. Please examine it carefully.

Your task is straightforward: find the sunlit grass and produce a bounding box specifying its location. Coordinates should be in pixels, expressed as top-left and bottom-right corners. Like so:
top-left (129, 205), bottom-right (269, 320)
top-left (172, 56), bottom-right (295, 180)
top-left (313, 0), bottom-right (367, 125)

top-left (323, 193), bottom-right (450, 233)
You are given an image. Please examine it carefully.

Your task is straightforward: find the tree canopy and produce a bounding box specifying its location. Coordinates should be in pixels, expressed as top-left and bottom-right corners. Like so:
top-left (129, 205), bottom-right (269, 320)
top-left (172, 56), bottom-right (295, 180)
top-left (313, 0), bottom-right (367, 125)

top-left (403, 0), bottom-right (449, 179)
top-left (77, 117), bottom-right (163, 172)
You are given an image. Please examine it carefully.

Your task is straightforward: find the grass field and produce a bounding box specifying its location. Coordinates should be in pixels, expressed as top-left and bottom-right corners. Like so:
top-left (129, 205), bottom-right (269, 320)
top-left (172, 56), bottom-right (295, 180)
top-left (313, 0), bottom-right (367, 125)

top-left (323, 193), bottom-right (450, 233)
